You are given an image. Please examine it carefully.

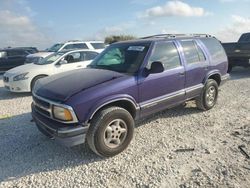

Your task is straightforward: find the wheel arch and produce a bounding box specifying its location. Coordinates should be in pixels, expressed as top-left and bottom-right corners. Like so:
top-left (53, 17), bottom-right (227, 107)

top-left (87, 97), bottom-right (139, 123)
top-left (30, 74), bottom-right (48, 90)
top-left (204, 71), bottom-right (222, 86)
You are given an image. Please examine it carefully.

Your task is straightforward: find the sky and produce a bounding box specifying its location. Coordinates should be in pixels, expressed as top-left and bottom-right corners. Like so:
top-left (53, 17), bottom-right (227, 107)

top-left (0, 0), bottom-right (250, 49)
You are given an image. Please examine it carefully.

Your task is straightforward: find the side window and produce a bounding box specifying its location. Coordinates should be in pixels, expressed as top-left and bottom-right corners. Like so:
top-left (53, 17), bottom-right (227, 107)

top-left (195, 43), bottom-right (206, 61)
top-left (73, 43), bottom-right (88, 49)
top-left (0, 51), bottom-right (7, 58)
top-left (200, 38), bottom-right (226, 60)
top-left (149, 42), bottom-right (181, 70)
top-left (63, 44), bottom-right (74, 50)
top-left (83, 52), bottom-right (99, 61)
top-left (180, 40), bottom-right (200, 65)
top-left (8, 50), bottom-right (26, 57)
top-left (64, 52), bottom-right (81, 63)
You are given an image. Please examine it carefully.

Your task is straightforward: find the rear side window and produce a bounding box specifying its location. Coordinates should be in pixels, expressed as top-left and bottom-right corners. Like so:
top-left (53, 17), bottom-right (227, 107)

top-left (200, 38), bottom-right (226, 61)
top-left (63, 43), bottom-right (88, 50)
top-left (149, 42), bottom-right (181, 70)
top-left (91, 43), bottom-right (105, 49)
top-left (82, 52), bottom-right (99, 61)
top-left (180, 40), bottom-right (206, 64)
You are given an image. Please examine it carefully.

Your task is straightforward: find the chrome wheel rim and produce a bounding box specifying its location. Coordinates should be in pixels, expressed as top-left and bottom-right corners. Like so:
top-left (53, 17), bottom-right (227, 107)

top-left (103, 119), bottom-right (128, 149)
top-left (206, 86), bottom-right (216, 106)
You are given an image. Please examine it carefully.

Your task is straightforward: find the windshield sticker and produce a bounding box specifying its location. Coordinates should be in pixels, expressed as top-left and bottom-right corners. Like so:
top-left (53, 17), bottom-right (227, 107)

top-left (127, 46), bottom-right (145, 52)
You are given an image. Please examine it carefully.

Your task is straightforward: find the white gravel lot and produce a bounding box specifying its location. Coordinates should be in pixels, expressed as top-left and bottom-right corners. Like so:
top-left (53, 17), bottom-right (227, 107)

top-left (0, 68), bottom-right (249, 188)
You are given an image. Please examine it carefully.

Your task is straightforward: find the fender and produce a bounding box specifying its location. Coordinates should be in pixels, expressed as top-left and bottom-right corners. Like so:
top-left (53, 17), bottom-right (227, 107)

top-left (86, 94), bottom-right (140, 122)
top-left (203, 69), bottom-right (221, 84)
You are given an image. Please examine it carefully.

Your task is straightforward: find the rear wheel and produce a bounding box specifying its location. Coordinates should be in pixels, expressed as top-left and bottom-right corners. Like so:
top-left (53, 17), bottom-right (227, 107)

top-left (196, 79), bottom-right (218, 111)
top-left (87, 107), bottom-right (134, 157)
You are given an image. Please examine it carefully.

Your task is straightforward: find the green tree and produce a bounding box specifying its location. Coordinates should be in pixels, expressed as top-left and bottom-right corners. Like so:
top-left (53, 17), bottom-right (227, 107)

top-left (105, 35), bottom-right (137, 44)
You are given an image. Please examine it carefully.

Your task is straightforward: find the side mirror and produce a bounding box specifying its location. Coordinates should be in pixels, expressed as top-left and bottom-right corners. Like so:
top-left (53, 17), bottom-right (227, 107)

top-left (59, 59), bottom-right (67, 65)
top-left (148, 61), bottom-right (164, 74)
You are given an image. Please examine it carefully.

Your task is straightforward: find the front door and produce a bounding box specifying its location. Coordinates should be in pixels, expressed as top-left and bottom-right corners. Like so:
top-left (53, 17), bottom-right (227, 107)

top-left (55, 51), bottom-right (88, 73)
top-left (138, 41), bottom-right (185, 118)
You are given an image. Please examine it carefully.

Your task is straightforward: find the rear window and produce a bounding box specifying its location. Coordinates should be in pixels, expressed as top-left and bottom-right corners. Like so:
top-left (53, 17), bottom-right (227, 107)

top-left (200, 38), bottom-right (226, 61)
top-left (91, 43), bottom-right (105, 49)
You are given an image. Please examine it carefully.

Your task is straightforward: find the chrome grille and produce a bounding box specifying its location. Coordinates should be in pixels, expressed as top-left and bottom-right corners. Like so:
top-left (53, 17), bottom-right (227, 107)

top-left (33, 95), bottom-right (51, 118)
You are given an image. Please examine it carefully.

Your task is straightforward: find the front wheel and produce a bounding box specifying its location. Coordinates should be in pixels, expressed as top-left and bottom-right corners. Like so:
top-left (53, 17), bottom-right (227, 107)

top-left (87, 107), bottom-right (134, 157)
top-left (196, 79), bottom-right (219, 111)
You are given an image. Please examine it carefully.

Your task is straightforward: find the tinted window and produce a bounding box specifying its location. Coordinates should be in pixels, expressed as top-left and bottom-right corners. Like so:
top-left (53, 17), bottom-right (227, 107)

top-left (149, 42), bottom-right (181, 70)
top-left (91, 43), bottom-right (105, 49)
top-left (73, 43), bottom-right (88, 49)
top-left (200, 38), bottom-right (226, 60)
top-left (239, 33), bottom-right (250, 42)
top-left (64, 43), bottom-right (88, 50)
top-left (180, 41), bottom-right (200, 65)
top-left (0, 51), bottom-right (7, 58)
top-left (8, 50), bottom-right (27, 57)
top-left (83, 52), bottom-right (99, 61)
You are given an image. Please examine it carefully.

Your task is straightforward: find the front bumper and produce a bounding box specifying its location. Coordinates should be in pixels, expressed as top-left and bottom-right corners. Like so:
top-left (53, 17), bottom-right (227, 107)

top-left (221, 73), bottom-right (230, 85)
top-left (32, 104), bottom-right (89, 147)
top-left (3, 76), bottom-right (30, 92)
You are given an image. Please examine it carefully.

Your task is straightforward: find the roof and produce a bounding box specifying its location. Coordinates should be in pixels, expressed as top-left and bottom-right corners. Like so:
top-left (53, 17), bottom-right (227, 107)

top-left (115, 33), bottom-right (214, 44)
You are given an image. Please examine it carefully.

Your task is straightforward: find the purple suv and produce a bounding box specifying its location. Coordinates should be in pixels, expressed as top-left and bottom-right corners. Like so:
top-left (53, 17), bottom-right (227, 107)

top-left (32, 34), bottom-right (229, 157)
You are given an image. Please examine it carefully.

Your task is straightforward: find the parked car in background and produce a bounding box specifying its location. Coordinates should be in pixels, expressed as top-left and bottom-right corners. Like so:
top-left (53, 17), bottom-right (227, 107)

top-left (0, 48), bottom-right (35, 72)
top-left (46, 40), bottom-right (106, 53)
top-left (3, 49), bottom-right (99, 92)
top-left (222, 32), bottom-right (250, 72)
top-left (31, 34), bottom-right (229, 157)
top-left (25, 52), bottom-right (52, 64)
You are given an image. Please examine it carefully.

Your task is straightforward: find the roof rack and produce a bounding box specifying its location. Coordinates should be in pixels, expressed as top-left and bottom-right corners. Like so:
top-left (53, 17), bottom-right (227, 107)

top-left (141, 34), bottom-right (212, 39)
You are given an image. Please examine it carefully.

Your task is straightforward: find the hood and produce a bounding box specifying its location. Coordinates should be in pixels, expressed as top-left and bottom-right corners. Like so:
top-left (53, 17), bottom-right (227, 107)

top-left (27, 52), bottom-right (53, 58)
top-left (34, 68), bottom-right (124, 102)
top-left (6, 63), bottom-right (42, 75)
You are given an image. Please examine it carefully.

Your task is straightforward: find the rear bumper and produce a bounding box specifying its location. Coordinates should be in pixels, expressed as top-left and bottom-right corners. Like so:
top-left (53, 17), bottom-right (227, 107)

top-left (32, 104), bottom-right (89, 147)
top-left (221, 73), bottom-right (230, 85)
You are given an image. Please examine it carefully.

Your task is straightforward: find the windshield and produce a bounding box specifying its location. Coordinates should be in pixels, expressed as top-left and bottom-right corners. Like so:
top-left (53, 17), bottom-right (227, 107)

top-left (88, 42), bottom-right (150, 74)
top-left (25, 57), bottom-right (42, 64)
top-left (35, 52), bottom-right (64, 65)
top-left (47, 43), bottom-right (64, 52)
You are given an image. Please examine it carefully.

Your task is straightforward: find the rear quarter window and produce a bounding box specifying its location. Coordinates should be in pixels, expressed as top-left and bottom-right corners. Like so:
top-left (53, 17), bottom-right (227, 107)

top-left (200, 38), bottom-right (227, 62)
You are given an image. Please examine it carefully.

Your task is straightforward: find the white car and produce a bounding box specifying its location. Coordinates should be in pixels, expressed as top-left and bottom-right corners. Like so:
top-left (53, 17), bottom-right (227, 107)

top-left (3, 49), bottom-right (99, 92)
top-left (47, 40), bottom-right (106, 53)
top-left (24, 52), bottom-right (52, 64)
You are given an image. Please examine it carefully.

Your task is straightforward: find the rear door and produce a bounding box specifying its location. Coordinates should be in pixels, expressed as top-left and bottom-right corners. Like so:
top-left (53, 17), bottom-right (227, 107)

top-left (178, 39), bottom-right (209, 99)
top-left (139, 41), bottom-right (185, 117)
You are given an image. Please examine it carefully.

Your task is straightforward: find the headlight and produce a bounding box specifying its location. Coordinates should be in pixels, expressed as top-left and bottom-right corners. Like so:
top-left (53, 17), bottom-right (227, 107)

top-left (13, 73), bottom-right (29, 81)
top-left (52, 105), bottom-right (73, 121)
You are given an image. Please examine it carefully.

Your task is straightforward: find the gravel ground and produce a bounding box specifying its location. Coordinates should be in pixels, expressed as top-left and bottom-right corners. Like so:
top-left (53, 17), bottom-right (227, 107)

top-left (0, 68), bottom-right (249, 188)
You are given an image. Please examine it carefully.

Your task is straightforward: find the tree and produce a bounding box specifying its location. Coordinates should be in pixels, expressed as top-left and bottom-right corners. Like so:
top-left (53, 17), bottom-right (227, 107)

top-left (105, 35), bottom-right (137, 44)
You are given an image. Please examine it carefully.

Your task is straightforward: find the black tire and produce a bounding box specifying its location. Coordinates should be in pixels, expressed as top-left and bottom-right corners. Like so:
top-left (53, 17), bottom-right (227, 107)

top-left (31, 75), bottom-right (46, 92)
top-left (87, 107), bottom-right (134, 157)
top-left (195, 79), bottom-right (218, 111)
